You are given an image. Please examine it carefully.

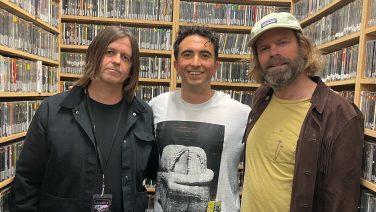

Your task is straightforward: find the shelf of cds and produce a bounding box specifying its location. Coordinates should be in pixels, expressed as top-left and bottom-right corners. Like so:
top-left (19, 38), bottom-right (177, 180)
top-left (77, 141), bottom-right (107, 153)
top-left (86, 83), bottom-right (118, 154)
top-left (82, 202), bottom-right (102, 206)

top-left (59, 21), bottom-right (174, 93)
top-left (174, 0), bottom-right (291, 102)
top-left (296, 0), bottom-right (354, 28)
top-left (0, 0), bottom-right (59, 206)
top-left (361, 188), bottom-right (376, 212)
top-left (365, 26), bottom-right (376, 34)
top-left (0, 0), bottom-right (60, 34)
top-left (60, 0), bottom-right (175, 96)
top-left (179, 0), bottom-right (290, 7)
top-left (362, 139), bottom-right (376, 192)
top-left (59, 0), bottom-right (293, 104)
top-left (0, 0), bottom-right (61, 95)
top-left (293, 0), bottom-right (362, 91)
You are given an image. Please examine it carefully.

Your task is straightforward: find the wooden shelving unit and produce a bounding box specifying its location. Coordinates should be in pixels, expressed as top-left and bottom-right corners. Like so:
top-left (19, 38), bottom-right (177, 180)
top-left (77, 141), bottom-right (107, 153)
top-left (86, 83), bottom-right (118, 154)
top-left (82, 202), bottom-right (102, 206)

top-left (0, 45), bottom-right (59, 66)
top-left (0, 92), bottom-right (57, 97)
top-left (0, 0), bottom-right (59, 34)
top-left (0, 178), bottom-right (14, 189)
top-left (0, 0), bottom-right (61, 193)
top-left (61, 15), bottom-right (173, 28)
top-left (361, 179), bottom-right (376, 192)
top-left (0, 132), bottom-right (27, 144)
top-left (299, 0), bottom-right (353, 27)
top-left (325, 79), bottom-right (356, 87)
top-left (317, 32), bottom-right (361, 54)
top-left (184, 0), bottom-right (290, 6)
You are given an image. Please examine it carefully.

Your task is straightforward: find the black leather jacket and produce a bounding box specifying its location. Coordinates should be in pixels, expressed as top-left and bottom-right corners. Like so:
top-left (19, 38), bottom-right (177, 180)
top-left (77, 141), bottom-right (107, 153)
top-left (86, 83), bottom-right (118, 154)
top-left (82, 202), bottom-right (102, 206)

top-left (244, 77), bottom-right (364, 212)
top-left (10, 86), bottom-right (159, 212)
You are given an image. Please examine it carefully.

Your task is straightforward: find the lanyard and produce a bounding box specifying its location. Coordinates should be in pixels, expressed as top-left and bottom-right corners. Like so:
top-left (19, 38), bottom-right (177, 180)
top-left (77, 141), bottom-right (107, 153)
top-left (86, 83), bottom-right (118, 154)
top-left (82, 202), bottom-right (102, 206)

top-left (85, 89), bottom-right (125, 196)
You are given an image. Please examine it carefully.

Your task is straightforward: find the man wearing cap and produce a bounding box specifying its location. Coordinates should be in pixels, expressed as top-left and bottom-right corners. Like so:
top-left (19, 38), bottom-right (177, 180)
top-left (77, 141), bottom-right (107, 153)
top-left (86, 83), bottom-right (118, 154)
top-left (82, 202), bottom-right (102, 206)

top-left (241, 12), bottom-right (364, 212)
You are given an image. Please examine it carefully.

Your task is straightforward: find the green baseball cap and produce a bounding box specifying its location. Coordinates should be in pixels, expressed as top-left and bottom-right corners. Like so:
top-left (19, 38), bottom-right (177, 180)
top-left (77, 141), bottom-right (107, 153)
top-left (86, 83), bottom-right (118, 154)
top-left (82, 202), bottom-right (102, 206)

top-left (247, 12), bottom-right (302, 47)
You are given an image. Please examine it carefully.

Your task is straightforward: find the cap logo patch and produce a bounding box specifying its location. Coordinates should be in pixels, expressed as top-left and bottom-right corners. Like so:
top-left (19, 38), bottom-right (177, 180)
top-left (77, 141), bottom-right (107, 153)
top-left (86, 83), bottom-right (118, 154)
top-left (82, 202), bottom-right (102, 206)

top-left (261, 18), bottom-right (277, 28)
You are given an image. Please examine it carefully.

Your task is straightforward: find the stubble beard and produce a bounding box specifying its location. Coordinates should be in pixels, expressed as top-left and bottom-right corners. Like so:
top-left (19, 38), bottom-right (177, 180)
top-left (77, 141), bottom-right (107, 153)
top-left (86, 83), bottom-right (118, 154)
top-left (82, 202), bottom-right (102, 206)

top-left (261, 52), bottom-right (305, 91)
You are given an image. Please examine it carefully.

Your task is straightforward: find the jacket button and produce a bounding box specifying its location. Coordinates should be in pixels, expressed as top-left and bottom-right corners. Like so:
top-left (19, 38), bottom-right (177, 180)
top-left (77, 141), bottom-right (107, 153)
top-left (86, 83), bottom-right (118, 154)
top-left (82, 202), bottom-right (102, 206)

top-left (132, 112), bottom-right (136, 116)
top-left (75, 110), bottom-right (79, 115)
top-left (123, 139), bottom-right (127, 144)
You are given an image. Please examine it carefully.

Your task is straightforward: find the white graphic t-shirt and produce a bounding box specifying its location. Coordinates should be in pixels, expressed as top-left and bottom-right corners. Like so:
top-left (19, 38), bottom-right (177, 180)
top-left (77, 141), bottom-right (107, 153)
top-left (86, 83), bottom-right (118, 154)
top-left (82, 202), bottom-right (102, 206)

top-left (149, 90), bottom-right (251, 212)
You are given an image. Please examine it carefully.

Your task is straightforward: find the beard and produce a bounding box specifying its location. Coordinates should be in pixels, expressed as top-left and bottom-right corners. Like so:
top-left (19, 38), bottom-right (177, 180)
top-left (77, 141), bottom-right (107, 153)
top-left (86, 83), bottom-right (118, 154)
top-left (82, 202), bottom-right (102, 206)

top-left (261, 52), bottom-right (305, 90)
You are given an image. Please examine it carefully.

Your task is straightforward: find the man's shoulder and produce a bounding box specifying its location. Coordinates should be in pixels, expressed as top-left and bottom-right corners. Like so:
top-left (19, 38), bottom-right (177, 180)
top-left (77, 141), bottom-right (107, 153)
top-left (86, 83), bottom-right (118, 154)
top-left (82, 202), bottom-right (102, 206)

top-left (215, 91), bottom-right (251, 112)
top-left (311, 86), bottom-right (363, 125)
top-left (43, 90), bottom-right (70, 105)
top-left (149, 91), bottom-right (176, 107)
top-left (213, 91), bottom-right (251, 117)
top-left (133, 96), bottom-right (153, 113)
top-left (327, 90), bottom-right (362, 116)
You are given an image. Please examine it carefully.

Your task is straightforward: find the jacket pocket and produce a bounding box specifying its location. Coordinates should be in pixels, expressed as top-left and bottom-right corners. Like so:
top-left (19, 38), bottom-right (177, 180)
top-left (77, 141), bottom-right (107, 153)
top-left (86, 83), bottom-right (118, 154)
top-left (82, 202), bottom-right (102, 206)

top-left (133, 131), bottom-right (156, 190)
top-left (39, 192), bottom-right (78, 212)
top-left (134, 131), bottom-right (155, 143)
top-left (134, 131), bottom-right (155, 160)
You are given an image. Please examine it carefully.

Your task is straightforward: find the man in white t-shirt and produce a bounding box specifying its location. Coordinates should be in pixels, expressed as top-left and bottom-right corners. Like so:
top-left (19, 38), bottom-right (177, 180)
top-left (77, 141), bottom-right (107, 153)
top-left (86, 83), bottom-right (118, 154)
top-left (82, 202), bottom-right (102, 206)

top-left (149, 26), bottom-right (251, 212)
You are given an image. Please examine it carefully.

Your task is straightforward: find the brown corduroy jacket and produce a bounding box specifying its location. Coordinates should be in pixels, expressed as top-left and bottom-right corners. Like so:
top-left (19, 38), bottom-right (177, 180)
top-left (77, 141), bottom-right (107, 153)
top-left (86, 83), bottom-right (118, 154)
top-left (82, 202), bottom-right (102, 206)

top-left (243, 76), bottom-right (364, 212)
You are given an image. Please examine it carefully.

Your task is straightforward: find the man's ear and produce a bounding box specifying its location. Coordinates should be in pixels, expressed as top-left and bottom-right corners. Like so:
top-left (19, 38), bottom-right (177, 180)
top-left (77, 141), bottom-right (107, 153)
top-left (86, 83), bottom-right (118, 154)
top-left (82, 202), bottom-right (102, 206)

top-left (174, 59), bottom-right (180, 76)
top-left (211, 61), bottom-right (220, 76)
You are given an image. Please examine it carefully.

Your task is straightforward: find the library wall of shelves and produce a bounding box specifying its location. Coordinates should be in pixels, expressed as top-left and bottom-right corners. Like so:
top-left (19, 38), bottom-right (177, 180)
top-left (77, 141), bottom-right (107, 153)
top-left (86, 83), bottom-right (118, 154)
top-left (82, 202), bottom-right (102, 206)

top-left (2, 0), bottom-right (376, 210)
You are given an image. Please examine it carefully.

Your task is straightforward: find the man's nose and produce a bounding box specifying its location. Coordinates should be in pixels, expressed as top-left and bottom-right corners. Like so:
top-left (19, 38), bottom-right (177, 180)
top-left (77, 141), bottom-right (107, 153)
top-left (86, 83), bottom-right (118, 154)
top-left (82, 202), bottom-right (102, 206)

top-left (191, 55), bottom-right (201, 66)
top-left (112, 53), bottom-right (121, 64)
top-left (269, 45), bottom-right (280, 57)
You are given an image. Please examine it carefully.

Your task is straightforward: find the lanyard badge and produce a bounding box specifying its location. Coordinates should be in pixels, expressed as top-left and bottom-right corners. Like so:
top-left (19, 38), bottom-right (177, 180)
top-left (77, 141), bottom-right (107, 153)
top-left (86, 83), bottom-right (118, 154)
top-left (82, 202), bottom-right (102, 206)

top-left (207, 201), bottom-right (222, 212)
top-left (92, 193), bottom-right (112, 212)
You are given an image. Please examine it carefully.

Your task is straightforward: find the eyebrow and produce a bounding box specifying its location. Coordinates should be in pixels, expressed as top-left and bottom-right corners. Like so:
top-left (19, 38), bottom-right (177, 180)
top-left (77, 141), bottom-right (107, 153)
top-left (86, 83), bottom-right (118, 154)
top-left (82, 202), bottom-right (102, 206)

top-left (106, 47), bottom-right (132, 57)
top-left (180, 49), bottom-right (212, 55)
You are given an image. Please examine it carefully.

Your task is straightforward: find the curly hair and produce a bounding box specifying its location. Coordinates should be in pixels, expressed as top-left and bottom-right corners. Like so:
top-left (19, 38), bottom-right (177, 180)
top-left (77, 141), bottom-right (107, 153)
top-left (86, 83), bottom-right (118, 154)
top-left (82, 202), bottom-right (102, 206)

top-left (173, 26), bottom-right (219, 60)
top-left (249, 31), bottom-right (324, 84)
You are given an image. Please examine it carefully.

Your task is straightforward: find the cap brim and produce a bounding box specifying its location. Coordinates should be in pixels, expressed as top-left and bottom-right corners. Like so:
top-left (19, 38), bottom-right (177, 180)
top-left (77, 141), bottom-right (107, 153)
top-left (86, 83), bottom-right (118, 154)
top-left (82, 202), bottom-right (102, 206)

top-left (247, 25), bottom-right (303, 48)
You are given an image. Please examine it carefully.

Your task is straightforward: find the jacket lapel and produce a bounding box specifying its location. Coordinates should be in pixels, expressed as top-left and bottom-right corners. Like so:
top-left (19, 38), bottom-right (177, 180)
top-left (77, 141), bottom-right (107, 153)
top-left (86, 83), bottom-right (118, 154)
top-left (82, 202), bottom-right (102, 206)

top-left (118, 97), bottom-right (147, 139)
top-left (60, 86), bottom-right (96, 146)
top-left (72, 102), bottom-right (96, 146)
top-left (119, 106), bottom-right (138, 140)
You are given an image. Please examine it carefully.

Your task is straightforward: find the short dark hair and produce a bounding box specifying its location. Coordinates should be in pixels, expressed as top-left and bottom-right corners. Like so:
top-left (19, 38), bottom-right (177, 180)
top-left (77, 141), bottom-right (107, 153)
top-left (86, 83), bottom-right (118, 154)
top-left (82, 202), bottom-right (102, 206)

top-left (75, 26), bottom-right (140, 102)
top-left (173, 26), bottom-right (219, 60)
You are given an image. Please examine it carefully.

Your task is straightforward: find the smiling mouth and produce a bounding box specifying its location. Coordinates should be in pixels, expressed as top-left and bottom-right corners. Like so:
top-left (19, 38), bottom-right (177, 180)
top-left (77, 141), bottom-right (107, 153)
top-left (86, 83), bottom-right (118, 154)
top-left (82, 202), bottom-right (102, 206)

top-left (188, 71), bottom-right (203, 75)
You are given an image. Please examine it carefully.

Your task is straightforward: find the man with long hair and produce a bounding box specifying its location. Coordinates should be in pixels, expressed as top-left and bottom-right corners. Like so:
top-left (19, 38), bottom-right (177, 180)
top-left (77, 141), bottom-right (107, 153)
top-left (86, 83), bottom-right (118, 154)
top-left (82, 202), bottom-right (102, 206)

top-left (10, 26), bottom-right (158, 212)
top-left (241, 12), bottom-right (364, 212)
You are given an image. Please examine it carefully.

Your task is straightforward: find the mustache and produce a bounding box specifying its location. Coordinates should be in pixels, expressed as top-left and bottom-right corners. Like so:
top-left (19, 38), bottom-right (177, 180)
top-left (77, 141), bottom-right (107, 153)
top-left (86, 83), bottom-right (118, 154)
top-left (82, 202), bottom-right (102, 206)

top-left (265, 57), bottom-right (289, 68)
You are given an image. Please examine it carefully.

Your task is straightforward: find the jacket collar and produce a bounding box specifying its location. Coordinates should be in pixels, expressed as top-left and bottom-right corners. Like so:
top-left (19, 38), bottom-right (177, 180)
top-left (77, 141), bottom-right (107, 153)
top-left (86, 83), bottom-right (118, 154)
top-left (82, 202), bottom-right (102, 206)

top-left (60, 86), bottom-right (148, 114)
top-left (309, 76), bottom-right (330, 114)
top-left (256, 76), bottom-right (330, 115)
top-left (60, 86), bottom-right (86, 109)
